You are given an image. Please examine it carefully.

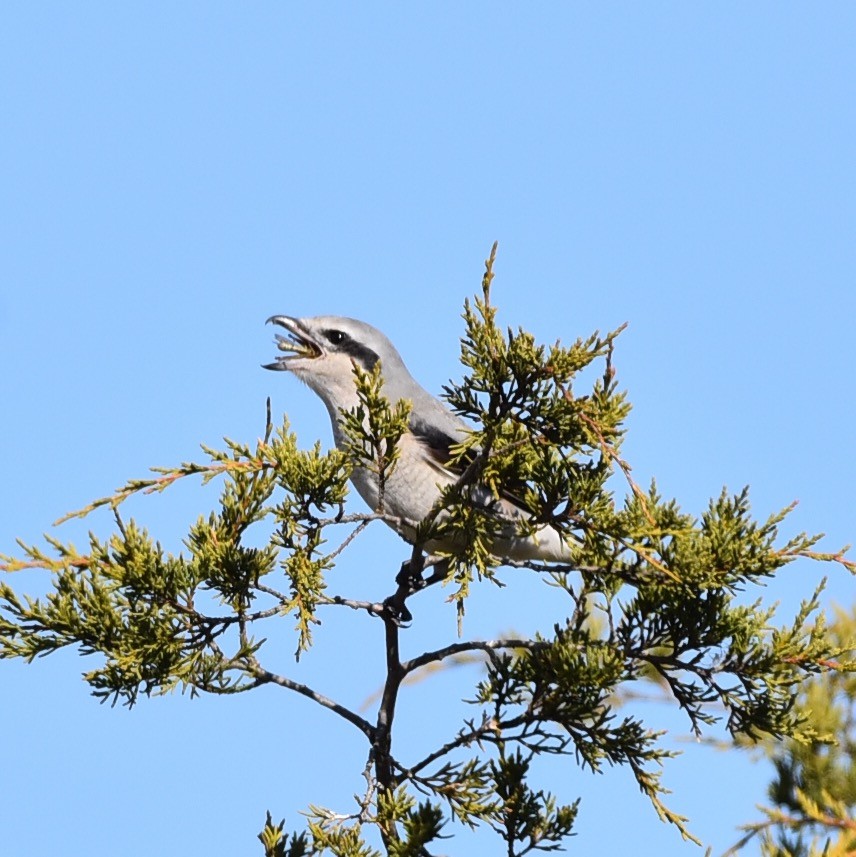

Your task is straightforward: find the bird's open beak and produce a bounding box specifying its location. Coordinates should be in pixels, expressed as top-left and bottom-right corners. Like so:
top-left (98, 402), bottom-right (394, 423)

top-left (263, 316), bottom-right (322, 370)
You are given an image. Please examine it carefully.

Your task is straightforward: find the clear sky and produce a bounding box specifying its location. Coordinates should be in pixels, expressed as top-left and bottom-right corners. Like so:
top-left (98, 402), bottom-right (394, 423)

top-left (2, 5), bottom-right (855, 856)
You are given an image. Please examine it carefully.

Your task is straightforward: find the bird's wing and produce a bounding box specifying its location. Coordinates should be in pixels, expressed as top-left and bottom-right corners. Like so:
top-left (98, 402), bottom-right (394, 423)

top-left (408, 412), bottom-right (531, 516)
top-left (408, 413), bottom-right (471, 476)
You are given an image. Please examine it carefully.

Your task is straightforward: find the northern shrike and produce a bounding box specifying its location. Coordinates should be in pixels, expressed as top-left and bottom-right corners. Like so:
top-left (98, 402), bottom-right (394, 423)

top-left (264, 315), bottom-right (575, 563)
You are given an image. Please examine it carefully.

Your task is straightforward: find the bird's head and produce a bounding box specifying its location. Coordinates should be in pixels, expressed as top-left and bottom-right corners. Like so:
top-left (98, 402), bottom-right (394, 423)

top-left (264, 315), bottom-right (411, 413)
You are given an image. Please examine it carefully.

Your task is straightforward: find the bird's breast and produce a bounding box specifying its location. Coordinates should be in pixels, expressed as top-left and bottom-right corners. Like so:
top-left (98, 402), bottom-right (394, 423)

top-left (347, 431), bottom-right (452, 524)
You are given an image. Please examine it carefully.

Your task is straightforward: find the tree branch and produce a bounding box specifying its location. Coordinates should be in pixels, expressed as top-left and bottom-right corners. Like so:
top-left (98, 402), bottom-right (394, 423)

top-left (245, 662), bottom-right (375, 740)
top-left (402, 639), bottom-right (547, 675)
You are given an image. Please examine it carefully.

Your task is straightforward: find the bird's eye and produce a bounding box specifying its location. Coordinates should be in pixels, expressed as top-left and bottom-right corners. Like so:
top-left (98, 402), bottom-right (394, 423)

top-left (324, 329), bottom-right (347, 345)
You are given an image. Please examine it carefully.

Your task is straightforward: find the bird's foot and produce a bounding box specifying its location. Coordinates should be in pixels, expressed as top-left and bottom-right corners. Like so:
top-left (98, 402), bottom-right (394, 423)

top-left (385, 557), bottom-right (449, 627)
top-left (381, 595), bottom-right (413, 627)
top-left (395, 558), bottom-right (425, 589)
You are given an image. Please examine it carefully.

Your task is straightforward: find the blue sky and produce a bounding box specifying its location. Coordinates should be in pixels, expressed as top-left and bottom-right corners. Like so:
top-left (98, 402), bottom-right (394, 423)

top-left (2, 5), bottom-right (855, 855)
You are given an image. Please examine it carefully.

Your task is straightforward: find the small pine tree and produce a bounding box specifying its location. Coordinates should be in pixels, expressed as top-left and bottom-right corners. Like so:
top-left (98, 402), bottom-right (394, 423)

top-left (2, 246), bottom-right (854, 855)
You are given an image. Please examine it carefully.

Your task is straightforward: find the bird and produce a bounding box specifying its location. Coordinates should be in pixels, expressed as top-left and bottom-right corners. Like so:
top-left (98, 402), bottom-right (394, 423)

top-left (263, 315), bottom-right (575, 564)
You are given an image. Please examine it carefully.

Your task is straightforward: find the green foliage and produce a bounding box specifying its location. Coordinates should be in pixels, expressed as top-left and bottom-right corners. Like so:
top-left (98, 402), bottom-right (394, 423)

top-left (339, 361), bottom-right (412, 515)
top-left (2, 244), bottom-right (854, 854)
top-left (487, 747), bottom-right (579, 854)
top-left (0, 421), bottom-right (352, 695)
top-left (727, 605), bottom-right (856, 857)
top-left (259, 812), bottom-right (312, 857)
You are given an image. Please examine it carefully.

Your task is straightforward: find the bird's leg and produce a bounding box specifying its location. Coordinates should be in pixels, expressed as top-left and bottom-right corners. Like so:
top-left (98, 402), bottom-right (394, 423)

top-left (395, 554), bottom-right (425, 588)
top-left (382, 587), bottom-right (414, 627)
top-left (385, 555), bottom-right (424, 627)
top-left (384, 556), bottom-right (450, 627)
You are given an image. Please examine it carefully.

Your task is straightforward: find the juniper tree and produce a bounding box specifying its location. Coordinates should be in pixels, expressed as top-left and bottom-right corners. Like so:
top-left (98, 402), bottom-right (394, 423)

top-left (726, 604), bottom-right (856, 856)
top-left (2, 246), bottom-right (854, 856)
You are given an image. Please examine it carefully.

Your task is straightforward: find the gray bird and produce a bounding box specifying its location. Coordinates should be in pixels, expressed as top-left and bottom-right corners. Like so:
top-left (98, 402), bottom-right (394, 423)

top-left (264, 315), bottom-right (575, 563)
